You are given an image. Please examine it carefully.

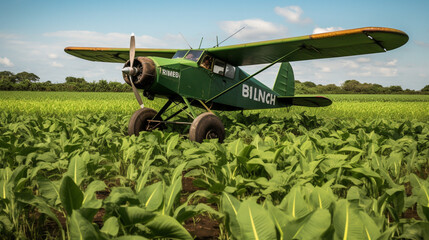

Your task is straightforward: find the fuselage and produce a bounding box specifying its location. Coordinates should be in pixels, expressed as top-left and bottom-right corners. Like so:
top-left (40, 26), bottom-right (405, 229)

top-left (142, 50), bottom-right (285, 111)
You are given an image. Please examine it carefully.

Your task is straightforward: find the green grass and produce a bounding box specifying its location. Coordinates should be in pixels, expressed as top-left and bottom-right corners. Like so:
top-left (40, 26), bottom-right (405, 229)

top-left (1, 91), bottom-right (428, 121)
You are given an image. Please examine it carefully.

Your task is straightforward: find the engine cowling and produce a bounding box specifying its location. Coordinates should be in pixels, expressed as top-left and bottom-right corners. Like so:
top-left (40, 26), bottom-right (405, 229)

top-left (122, 57), bottom-right (156, 89)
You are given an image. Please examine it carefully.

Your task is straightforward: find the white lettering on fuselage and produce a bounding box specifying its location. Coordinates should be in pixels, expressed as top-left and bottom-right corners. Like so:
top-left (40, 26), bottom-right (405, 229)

top-left (242, 84), bottom-right (276, 105)
top-left (160, 68), bottom-right (180, 79)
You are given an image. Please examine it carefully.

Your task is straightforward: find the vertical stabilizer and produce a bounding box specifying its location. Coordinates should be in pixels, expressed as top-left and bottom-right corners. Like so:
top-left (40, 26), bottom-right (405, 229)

top-left (273, 62), bottom-right (295, 96)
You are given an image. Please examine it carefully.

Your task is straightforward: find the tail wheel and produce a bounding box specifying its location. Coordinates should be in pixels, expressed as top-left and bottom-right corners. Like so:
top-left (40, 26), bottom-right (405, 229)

top-left (128, 108), bottom-right (161, 136)
top-left (189, 113), bottom-right (225, 143)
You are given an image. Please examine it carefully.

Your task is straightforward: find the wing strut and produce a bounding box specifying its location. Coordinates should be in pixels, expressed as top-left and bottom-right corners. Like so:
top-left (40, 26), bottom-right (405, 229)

top-left (205, 47), bottom-right (302, 103)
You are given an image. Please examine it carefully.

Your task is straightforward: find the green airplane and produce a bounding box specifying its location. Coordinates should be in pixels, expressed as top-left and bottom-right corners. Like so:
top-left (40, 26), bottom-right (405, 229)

top-left (65, 27), bottom-right (408, 143)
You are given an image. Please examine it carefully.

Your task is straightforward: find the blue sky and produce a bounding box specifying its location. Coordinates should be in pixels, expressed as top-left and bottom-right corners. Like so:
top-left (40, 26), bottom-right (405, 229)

top-left (1, 0), bottom-right (428, 90)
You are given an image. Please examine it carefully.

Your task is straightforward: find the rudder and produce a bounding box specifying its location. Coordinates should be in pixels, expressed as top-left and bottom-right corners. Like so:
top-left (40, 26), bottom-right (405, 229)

top-left (273, 62), bottom-right (295, 96)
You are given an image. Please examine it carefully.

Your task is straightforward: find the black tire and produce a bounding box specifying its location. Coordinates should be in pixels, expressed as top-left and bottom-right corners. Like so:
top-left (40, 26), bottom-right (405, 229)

top-left (189, 113), bottom-right (225, 143)
top-left (128, 108), bottom-right (160, 136)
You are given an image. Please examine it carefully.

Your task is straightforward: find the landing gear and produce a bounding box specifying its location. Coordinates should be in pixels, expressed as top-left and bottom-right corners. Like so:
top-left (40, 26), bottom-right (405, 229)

top-left (128, 108), bottom-right (161, 136)
top-left (127, 99), bottom-right (225, 143)
top-left (189, 113), bottom-right (225, 143)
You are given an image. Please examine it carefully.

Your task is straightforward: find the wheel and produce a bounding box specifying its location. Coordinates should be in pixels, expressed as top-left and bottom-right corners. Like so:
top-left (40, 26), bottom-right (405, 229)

top-left (128, 108), bottom-right (161, 136)
top-left (189, 113), bottom-right (225, 143)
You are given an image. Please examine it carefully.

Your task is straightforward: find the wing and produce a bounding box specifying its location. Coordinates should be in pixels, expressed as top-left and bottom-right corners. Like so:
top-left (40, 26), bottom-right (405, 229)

top-left (278, 96), bottom-right (332, 107)
top-left (207, 27), bottom-right (408, 66)
top-left (64, 47), bottom-right (178, 63)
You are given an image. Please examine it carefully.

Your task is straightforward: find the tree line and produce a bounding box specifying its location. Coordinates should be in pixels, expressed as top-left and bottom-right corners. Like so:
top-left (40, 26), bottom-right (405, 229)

top-left (294, 79), bottom-right (429, 94)
top-left (0, 71), bottom-right (131, 92)
top-left (1, 71), bottom-right (428, 94)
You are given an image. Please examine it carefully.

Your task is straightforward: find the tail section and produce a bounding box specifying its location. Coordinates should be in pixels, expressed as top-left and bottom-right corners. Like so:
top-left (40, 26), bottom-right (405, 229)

top-left (274, 62), bottom-right (332, 107)
top-left (273, 62), bottom-right (295, 96)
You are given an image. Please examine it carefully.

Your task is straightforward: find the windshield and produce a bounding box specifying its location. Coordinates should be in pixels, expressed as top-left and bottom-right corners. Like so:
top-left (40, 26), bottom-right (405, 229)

top-left (184, 50), bottom-right (203, 62)
top-left (172, 50), bottom-right (188, 59)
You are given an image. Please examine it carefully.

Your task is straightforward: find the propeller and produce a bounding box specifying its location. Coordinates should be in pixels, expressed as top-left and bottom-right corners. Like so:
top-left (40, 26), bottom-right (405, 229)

top-left (122, 33), bottom-right (144, 108)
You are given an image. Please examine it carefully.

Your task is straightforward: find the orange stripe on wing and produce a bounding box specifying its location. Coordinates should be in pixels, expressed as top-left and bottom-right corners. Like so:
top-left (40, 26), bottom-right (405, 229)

top-left (310, 27), bottom-right (407, 39)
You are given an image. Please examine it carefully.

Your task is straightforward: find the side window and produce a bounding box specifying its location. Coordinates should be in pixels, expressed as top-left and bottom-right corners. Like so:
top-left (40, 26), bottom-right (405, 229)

top-left (225, 64), bottom-right (236, 78)
top-left (200, 55), bottom-right (213, 70)
top-left (213, 59), bottom-right (225, 75)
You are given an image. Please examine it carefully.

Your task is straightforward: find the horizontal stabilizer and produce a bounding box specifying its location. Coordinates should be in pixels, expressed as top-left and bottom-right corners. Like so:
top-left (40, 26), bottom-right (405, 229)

top-left (278, 96), bottom-right (332, 107)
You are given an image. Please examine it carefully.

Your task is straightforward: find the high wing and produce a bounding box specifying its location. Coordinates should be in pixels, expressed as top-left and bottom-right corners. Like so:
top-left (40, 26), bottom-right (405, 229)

top-left (206, 27), bottom-right (408, 66)
top-left (64, 47), bottom-right (178, 63)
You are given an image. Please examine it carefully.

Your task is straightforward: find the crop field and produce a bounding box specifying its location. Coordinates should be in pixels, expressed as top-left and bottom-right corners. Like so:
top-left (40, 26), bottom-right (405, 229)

top-left (0, 91), bottom-right (428, 239)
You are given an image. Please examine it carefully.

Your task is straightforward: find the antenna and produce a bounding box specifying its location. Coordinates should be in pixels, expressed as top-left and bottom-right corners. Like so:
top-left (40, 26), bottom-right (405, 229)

top-left (179, 32), bottom-right (193, 49)
top-left (213, 26), bottom-right (245, 48)
top-left (198, 37), bottom-right (204, 49)
top-left (216, 36), bottom-right (219, 47)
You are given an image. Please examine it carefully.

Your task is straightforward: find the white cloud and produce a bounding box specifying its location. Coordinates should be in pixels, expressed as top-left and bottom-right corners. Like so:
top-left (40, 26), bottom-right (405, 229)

top-left (342, 60), bottom-right (359, 69)
top-left (219, 19), bottom-right (286, 41)
top-left (321, 67), bottom-right (331, 72)
top-left (44, 31), bottom-right (164, 48)
top-left (356, 57), bottom-right (371, 63)
top-left (48, 54), bottom-right (58, 59)
top-left (313, 27), bottom-right (344, 34)
top-left (275, 6), bottom-right (311, 24)
top-left (0, 57), bottom-right (14, 67)
top-left (51, 61), bottom-right (64, 68)
top-left (377, 67), bottom-right (397, 77)
top-left (348, 71), bottom-right (372, 77)
top-left (386, 59), bottom-right (397, 66)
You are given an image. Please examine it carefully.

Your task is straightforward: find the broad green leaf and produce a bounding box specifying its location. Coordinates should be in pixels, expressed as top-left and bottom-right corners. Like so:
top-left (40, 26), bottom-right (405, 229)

top-left (309, 186), bottom-right (335, 210)
top-left (266, 201), bottom-right (289, 240)
top-left (70, 210), bottom-right (99, 240)
top-left (409, 174), bottom-right (429, 207)
top-left (118, 206), bottom-right (156, 226)
top-left (166, 134), bottom-right (179, 157)
top-left (135, 170), bottom-right (150, 194)
top-left (37, 177), bottom-right (60, 206)
top-left (82, 180), bottom-right (106, 206)
top-left (333, 199), bottom-right (380, 240)
top-left (221, 192), bottom-right (242, 240)
top-left (138, 181), bottom-right (163, 211)
top-left (237, 198), bottom-right (277, 240)
top-left (105, 187), bottom-right (138, 205)
top-left (280, 186), bottom-right (311, 219)
top-left (60, 175), bottom-right (83, 216)
top-left (285, 208), bottom-right (331, 240)
top-left (163, 163), bottom-right (186, 215)
top-left (66, 154), bottom-right (86, 186)
top-left (145, 214), bottom-right (193, 240)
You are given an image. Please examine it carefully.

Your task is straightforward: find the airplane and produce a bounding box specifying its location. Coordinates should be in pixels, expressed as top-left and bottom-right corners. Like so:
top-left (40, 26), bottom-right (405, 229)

top-left (65, 27), bottom-right (408, 143)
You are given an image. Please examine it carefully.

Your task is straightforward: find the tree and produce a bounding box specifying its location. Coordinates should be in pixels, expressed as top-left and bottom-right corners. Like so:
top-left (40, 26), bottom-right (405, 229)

top-left (342, 80), bottom-right (362, 92)
top-left (421, 85), bottom-right (429, 92)
top-left (65, 76), bottom-right (86, 84)
top-left (388, 85), bottom-right (403, 93)
top-left (15, 72), bottom-right (40, 83)
top-left (302, 81), bottom-right (317, 88)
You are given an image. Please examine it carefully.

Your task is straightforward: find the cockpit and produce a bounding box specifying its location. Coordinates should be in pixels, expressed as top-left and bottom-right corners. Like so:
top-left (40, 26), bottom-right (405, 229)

top-left (172, 50), bottom-right (236, 79)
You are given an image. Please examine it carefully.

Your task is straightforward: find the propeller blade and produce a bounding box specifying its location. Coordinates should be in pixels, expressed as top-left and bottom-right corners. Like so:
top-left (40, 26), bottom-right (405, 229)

top-left (130, 33), bottom-right (135, 68)
top-left (127, 33), bottom-right (144, 108)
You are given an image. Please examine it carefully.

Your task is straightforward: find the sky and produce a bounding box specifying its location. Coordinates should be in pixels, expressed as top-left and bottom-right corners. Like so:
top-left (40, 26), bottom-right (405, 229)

top-left (0, 0), bottom-right (428, 90)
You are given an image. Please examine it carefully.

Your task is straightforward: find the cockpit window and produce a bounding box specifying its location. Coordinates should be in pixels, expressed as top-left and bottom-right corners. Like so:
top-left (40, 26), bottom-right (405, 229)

top-left (225, 64), bottom-right (236, 78)
top-left (213, 59), bottom-right (226, 75)
top-left (172, 50), bottom-right (188, 59)
top-left (184, 50), bottom-right (203, 62)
